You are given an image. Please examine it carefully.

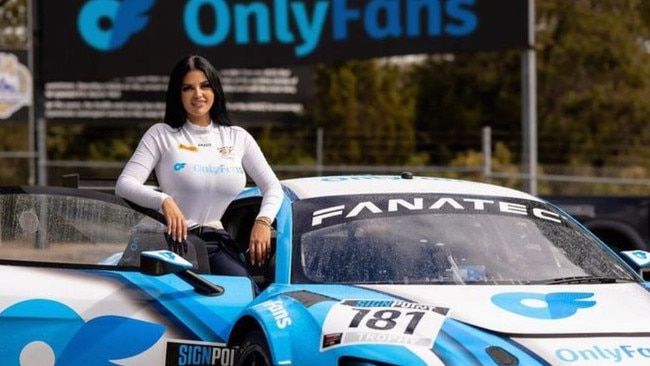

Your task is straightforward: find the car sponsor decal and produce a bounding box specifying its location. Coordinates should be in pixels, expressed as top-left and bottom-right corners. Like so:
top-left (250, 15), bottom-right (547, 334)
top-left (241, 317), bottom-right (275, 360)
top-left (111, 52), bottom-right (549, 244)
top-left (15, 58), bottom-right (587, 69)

top-left (492, 292), bottom-right (596, 320)
top-left (262, 299), bottom-right (292, 329)
top-left (555, 341), bottom-right (650, 364)
top-left (367, 284), bottom-right (650, 335)
top-left (113, 271), bottom-right (242, 342)
top-left (165, 339), bottom-right (237, 366)
top-left (321, 299), bottom-right (448, 350)
top-left (514, 337), bottom-right (650, 365)
top-left (309, 195), bottom-right (563, 227)
top-left (0, 299), bottom-right (165, 366)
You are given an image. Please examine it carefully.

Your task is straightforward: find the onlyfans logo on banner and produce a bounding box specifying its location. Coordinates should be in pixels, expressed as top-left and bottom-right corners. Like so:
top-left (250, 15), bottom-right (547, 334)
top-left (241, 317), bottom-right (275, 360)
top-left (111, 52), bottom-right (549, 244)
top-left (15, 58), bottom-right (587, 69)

top-left (77, 0), bottom-right (477, 56)
top-left (0, 53), bottom-right (32, 119)
top-left (77, 0), bottom-right (155, 51)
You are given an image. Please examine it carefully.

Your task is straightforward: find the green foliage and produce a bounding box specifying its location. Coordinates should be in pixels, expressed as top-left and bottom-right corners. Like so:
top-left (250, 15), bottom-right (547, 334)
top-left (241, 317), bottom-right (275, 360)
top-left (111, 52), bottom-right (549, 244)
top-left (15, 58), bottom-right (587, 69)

top-left (409, 51), bottom-right (523, 165)
top-left (0, 124), bottom-right (27, 150)
top-left (405, 0), bottom-right (650, 193)
top-left (46, 124), bottom-right (141, 182)
top-left (536, 0), bottom-right (650, 168)
top-left (310, 59), bottom-right (418, 166)
top-left (640, 0), bottom-right (650, 29)
top-left (0, 124), bottom-right (29, 184)
top-left (87, 130), bottom-right (140, 162)
top-left (47, 124), bottom-right (85, 159)
top-left (47, 124), bottom-right (141, 162)
top-left (446, 141), bottom-right (521, 188)
top-left (254, 125), bottom-right (316, 166)
top-left (0, 0), bottom-right (28, 48)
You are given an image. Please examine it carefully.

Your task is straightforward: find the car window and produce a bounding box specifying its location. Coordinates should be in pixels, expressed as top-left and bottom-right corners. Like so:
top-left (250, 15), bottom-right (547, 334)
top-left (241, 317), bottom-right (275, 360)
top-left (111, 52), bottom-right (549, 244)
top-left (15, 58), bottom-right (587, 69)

top-left (0, 190), bottom-right (159, 266)
top-left (293, 194), bottom-right (636, 285)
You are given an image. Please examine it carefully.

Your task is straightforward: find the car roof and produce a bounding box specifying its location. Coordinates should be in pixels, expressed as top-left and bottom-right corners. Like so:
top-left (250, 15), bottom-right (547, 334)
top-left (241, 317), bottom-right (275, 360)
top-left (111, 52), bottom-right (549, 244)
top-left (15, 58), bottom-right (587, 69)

top-left (280, 175), bottom-right (544, 202)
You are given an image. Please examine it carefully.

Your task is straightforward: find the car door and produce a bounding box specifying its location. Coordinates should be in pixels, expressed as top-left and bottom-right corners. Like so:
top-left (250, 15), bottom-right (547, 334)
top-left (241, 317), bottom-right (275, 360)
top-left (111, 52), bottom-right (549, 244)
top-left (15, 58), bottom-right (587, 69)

top-left (0, 186), bottom-right (252, 366)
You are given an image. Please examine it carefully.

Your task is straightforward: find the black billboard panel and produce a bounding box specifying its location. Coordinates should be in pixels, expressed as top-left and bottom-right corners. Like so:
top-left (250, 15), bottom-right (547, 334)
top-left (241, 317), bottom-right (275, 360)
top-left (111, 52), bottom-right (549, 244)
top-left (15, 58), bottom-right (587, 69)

top-left (39, 0), bottom-right (530, 82)
top-left (43, 66), bottom-right (314, 124)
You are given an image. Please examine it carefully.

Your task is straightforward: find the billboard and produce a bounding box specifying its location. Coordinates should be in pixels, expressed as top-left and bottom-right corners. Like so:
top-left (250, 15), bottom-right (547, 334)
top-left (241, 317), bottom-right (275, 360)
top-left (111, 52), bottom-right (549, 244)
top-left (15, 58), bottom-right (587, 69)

top-left (38, 0), bottom-right (530, 122)
top-left (43, 66), bottom-right (312, 124)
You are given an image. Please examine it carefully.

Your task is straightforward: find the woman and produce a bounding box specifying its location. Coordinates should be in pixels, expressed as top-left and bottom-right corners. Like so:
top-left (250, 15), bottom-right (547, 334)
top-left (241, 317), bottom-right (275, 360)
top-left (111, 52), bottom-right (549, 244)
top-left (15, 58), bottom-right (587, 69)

top-left (115, 55), bottom-right (283, 276)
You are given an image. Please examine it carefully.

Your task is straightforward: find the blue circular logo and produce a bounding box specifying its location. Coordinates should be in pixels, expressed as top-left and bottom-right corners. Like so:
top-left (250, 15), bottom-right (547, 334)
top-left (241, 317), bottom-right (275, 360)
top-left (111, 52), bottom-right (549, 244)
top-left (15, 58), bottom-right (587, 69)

top-left (491, 292), bottom-right (596, 320)
top-left (77, 0), bottom-right (156, 51)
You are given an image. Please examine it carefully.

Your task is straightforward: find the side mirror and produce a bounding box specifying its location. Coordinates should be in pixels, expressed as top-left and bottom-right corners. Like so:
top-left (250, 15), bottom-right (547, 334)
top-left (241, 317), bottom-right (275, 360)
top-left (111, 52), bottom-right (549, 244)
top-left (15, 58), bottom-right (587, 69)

top-left (140, 250), bottom-right (223, 296)
top-left (141, 250), bottom-right (194, 275)
top-left (619, 250), bottom-right (650, 281)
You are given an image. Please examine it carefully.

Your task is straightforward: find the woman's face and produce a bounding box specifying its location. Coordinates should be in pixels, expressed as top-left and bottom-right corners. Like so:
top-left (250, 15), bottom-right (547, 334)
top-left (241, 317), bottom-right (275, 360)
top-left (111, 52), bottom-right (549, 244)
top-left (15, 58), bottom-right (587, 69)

top-left (181, 69), bottom-right (215, 126)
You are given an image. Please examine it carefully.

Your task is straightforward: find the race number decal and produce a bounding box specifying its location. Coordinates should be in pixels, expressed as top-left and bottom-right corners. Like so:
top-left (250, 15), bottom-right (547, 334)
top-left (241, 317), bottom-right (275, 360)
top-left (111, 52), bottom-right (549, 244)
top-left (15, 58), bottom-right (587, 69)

top-left (321, 300), bottom-right (448, 350)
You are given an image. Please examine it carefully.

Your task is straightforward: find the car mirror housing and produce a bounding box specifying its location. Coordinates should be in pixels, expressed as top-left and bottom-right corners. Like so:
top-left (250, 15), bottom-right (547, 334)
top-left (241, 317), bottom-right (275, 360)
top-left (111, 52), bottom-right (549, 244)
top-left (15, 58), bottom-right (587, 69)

top-left (141, 250), bottom-right (194, 275)
top-left (140, 250), bottom-right (223, 296)
top-left (619, 249), bottom-right (650, 281)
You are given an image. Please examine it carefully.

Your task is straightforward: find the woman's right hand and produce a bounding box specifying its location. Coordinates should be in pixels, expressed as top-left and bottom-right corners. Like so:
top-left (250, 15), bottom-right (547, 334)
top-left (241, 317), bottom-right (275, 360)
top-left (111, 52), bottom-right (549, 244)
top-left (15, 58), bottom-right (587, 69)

top-left (162, 197), bottom-right (187, 242)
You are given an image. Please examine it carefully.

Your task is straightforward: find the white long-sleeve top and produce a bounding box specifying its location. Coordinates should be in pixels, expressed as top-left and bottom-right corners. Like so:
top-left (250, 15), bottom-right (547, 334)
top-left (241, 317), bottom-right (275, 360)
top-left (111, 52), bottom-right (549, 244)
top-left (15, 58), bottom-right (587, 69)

top-left (115, 121), bottom-right (283, 228)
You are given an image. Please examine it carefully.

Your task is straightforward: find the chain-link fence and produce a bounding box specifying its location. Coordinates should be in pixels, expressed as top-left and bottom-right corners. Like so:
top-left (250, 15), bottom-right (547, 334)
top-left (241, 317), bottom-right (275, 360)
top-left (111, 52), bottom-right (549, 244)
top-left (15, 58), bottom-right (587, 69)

top-left (3, 124), bottom-right (650, 196)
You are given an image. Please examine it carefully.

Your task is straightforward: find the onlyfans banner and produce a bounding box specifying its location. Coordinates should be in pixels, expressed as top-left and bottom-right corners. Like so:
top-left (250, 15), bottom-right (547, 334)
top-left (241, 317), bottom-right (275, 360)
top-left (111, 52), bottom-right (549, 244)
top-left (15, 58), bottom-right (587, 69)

top-left (39, 0), bottom-right (530, 82)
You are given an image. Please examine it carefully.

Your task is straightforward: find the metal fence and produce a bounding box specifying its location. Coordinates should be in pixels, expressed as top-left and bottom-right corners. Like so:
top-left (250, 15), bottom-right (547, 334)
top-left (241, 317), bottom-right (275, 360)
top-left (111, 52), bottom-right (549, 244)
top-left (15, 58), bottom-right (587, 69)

top-left (3, 124), bottom-right (650, 196)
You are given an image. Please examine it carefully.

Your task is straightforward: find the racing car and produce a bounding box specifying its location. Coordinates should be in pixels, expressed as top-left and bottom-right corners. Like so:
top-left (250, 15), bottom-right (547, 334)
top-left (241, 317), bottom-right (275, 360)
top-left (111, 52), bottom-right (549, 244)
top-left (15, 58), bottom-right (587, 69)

top-left (2, 174), bottom-right (650, 366)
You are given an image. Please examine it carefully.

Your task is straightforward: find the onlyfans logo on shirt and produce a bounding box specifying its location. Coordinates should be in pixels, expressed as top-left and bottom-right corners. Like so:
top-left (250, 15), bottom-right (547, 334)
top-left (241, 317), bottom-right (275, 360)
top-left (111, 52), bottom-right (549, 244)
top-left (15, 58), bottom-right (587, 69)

top-left (173, 162), bottom-right (243, 175)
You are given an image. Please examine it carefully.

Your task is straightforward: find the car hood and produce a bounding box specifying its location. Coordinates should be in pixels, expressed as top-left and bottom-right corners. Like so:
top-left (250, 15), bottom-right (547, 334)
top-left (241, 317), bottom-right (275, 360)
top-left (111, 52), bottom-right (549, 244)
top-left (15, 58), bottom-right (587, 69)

top-left (360, 283), bottom-right (650, 335)
top-left (263, 283), bottom-right (650, 365)
top-left (353, 283), bottom-right (650, 365)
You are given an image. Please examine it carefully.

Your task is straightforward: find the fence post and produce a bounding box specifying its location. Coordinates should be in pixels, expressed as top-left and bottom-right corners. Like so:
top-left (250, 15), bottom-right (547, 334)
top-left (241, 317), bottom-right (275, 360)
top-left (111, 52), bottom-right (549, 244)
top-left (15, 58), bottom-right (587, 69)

top-left (316, 128), bottom-right (323, 176)
top-left (482, 126), bottom-right (492, 183)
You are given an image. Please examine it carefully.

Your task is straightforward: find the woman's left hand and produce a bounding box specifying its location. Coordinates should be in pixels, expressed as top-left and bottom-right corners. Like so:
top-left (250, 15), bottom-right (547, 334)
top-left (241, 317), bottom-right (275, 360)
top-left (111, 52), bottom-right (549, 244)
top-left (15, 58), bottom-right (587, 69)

top-left (248, 219), bottom-right (272, 266)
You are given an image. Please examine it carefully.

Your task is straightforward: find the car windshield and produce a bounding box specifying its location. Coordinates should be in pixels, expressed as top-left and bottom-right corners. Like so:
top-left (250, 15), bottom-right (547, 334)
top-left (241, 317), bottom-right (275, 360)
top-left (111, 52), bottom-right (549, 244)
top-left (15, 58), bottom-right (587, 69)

top-left (293, 193), bottom-right (636, 285)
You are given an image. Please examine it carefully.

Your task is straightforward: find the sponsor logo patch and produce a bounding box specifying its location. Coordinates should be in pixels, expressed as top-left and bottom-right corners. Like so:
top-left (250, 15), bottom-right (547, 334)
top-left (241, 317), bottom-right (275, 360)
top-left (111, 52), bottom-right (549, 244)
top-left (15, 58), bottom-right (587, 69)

top-left (166, 340), bottom-right (238, 366)
top-left (179, 144), bottom-right (199, 152)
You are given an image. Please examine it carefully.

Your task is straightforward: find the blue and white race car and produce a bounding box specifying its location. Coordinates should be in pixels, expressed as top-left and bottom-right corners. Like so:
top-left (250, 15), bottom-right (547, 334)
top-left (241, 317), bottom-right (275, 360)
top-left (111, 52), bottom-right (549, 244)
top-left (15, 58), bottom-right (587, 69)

top-left (2, 174), bottom-right (650, 366)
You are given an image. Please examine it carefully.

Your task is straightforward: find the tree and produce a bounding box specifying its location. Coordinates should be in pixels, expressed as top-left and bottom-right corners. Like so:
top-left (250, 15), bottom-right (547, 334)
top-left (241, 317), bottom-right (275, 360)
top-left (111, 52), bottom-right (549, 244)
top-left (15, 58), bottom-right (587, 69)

top-left (45, 123), bottom-right (143, 185)
top-left (0, 0), bottom-right (28, 49)
top-left (310, 59), bottom-right (419, 166)
top-left (409, 51), bottom-right (522, 165)
top-left (409, 0), bottom-right (650, 188)
top-left (536, 0), bottom-right (650, 170)
top-left (0, 124), bottom-right (29, 184)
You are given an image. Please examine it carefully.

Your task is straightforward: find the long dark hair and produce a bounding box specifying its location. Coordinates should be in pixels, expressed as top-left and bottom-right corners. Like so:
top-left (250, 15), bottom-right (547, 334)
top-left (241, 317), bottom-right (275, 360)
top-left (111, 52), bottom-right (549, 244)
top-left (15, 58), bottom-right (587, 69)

top-left (163, 55), bottom-right (232, 128)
